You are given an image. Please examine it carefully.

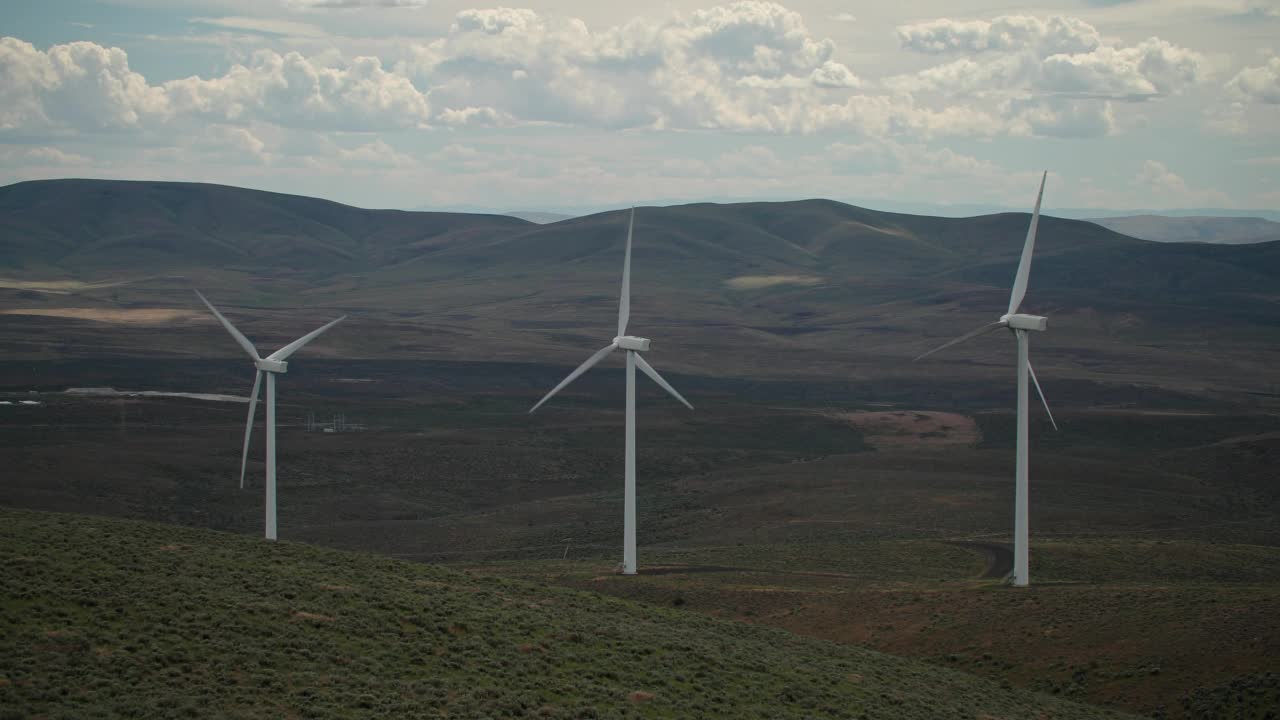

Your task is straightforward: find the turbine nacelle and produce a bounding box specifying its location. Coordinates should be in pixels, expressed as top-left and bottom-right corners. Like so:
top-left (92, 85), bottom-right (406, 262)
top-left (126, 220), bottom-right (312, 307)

top-left (1001, 313), bottom-right (1047, 332)
top-left (614, 335), bottom-right (651, 352)
top-left (255, 358), bottom-right (289, 374)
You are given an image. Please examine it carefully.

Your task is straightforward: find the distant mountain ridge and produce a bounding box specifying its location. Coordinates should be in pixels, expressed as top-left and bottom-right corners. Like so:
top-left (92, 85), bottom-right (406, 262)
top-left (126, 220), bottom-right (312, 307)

top-left (416, 198), bottom-right (1280, 223)
top-left (2, 177), bottom-right (1279, 402)
top-left (1091, 215), bottom-right (1280, 244)
top-left (0, 178), bottom-right (1150, 275)
top-left (502, 210), bottom-right (575, 224)
top-left (5, 178), bottom-right (1279, 298)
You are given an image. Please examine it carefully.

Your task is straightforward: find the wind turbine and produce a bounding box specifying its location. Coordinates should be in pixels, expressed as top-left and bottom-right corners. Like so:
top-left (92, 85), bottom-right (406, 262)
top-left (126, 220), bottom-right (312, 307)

top-left (195, 290), bottom-right (346, 541)
top-left (529, 208), bottom-right (693, 575)
top-left (914, 172), bottom-right (1057, 587)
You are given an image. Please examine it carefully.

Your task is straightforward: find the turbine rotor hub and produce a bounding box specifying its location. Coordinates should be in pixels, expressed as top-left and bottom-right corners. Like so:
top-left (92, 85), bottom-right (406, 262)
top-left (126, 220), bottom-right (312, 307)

top-left (255, 359), bottom-right (289, 373)
top-left (615, 335), bottom-right (651, 352)
top-left (1001, 313), bottom-right (1047, 332)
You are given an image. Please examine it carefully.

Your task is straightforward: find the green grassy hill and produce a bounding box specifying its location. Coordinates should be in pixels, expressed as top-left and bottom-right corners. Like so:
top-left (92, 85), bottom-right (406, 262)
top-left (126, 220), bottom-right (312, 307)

top-left (0, 508), bottom-right (1133, 719)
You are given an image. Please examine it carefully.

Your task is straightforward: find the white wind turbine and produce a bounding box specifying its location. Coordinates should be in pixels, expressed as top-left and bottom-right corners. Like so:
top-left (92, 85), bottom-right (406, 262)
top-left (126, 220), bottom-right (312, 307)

top-left (529, 207), bottom-right (693, 575)
top-left (195, 290), bottom-right (346, 541)
top-left (914, 172), bottom-right (1057, 587)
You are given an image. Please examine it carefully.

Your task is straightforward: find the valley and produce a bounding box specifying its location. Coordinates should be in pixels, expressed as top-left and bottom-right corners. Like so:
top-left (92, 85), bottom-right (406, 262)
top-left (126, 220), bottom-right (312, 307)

top-left (3, 179), bottom-right (1280, 718)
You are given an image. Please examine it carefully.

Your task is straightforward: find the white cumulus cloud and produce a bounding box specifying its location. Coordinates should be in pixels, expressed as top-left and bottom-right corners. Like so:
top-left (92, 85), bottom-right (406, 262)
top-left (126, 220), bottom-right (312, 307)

top-left (0, 5), bottom-right (1223, 147)
top-left (165, 50), bottom-right (431, 130)
top-left (893, 16), bottom-right (1202, 101)
top-left (0, 37), bottom-right (166, 132)
top-left (897, 15), bottom-right (1101, 56)
top-left (1227, 56), bottom-right (1280, 103)
top-left (888, 15), bottom-right (1205, 138)
top-left (1136, 160), bottom-right (1230, 205)
top-left (1005, 97), bottom-right (1116, 138)
top-left (0, 37), bottom-right (433, 135)
top-left (0, 145), bottom-right (91, 164)
top-left (1039, 38), bottom-right (1203, 98)
top-left (405, 2), bottom-right (871, 133)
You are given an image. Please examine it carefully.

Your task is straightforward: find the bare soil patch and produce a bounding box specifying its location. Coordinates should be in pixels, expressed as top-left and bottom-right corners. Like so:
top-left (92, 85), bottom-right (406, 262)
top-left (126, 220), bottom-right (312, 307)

top-left (830, 410), bottom-right (980, 450)
top-left (0, 308), bottom-right (203, 325)
top-left (291, 611), bottom-right (335, 623)
top-left (724, 275), bottom-right (823, 290)
top-left (0, 278), bottom-right (140, 294)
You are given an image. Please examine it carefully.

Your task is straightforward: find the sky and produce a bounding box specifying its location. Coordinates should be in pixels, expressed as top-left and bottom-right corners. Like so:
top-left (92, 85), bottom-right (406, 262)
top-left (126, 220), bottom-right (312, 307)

top-left (1, 0), bottom-right (1278, 214)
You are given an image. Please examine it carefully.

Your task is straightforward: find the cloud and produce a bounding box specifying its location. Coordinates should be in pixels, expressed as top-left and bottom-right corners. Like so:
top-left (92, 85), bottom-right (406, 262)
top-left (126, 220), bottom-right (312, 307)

top-left (893, 17), bottom-right (1203, 101)
top-left (0, 145), bottom-right (90, 164)
top-left (810, 60), bottom-right (861, 88)
top-left (191, 16), bottom-right (329, 38)
top-left (406, 137), bottom-right (1047, 208)
top-left (896, 15), bottom-right (1101, 56)
top-left (1039, 38), bottom-right (1203, 98)
top-left (286, 0), bottom-right (429, 7)
top-left (713, 144), bottom-right (788, 177)
top-left (331, 138), bottom-right (416, 167)
top-left (0, 5), bottom-right (1216, 143)
top-left (111, 124), bottom-right (419, 174)
top-left (404, 2), bottom-right (874, 133)
top-left (1204, 100), bottom-right (1249, 134)
top-left (1136, 160), bottom-right (1230, 205)
top-left (825, 140), bottom-right (1001, 178)
top-left (435, 105), bottom-right (512, 127)
top-left (199, 125), bottom-right (268, 160)
top-left (164, 50), bottom-right (431, 130)
top-left (1006, 97), bottom-right (1116, 137)
top-left (1241, 1), bottom-right (1280, 18)
top-left (886, 14), bottom-right (1205, 139)
top-left (0, 37), bottom-right (432, 135)
top-left (1138, 159), bottom-right (1188, 192)
top-left (1227, 56), bottom-right (1280, 103)
top-left (0, 36), bottom-right (167, 132)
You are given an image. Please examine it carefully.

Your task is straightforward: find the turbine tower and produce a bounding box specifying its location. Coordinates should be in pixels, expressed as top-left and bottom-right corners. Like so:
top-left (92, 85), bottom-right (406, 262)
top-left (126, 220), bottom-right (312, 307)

top-left (196, 290), bottom-right (345, 541)
top-left (914, 172), bottom-right (1057, 587)
top-left (529, 208), bottom-right (693, 575)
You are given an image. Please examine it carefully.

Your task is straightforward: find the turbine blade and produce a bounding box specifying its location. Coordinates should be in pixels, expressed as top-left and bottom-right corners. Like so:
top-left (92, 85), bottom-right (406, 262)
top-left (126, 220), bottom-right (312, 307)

top-left (913, 321), bottom-right (1006, 362)
top-left (634, 354), bottom-right (693, 410)
top-left (529, 343), bottom-right (618, 413)
top-left (1007, 171), bottom-right (1047, 316)
top-left (618, 207), bottom-right (634, 337)
top-left (239, 371), bottom-right (262, 489)
top-left (1028, 359), bottom-right (1058, 431)
top-left (195, 289), bottom-right (260, 361)
top-left (267, 316), bottom-right (347, 362)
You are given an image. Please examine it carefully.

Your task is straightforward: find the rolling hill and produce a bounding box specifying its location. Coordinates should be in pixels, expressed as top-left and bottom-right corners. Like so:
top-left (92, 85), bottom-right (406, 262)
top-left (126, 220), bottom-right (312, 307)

top-left (3, 178), bottom-right (1279, 405)
top-left (5, 179), bottom-right (1279, 294)
top-left (0, 179), bottom-right (530, 273)
top-left (0, 507), bottom-right (1135, 719)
